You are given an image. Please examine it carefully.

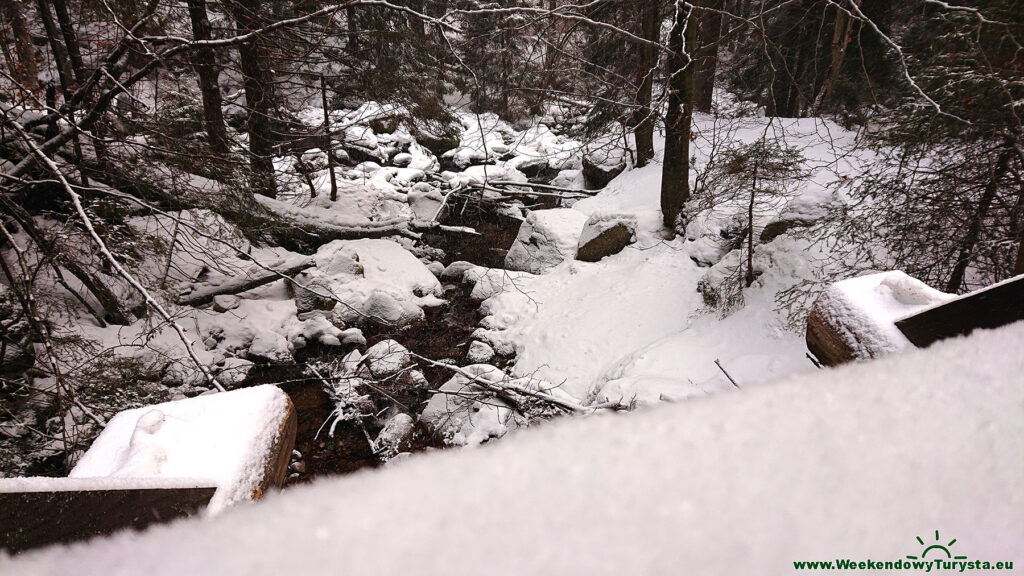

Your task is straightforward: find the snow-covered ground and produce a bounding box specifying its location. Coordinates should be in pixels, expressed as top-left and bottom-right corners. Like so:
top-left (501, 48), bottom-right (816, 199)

top-left (6, 322), bottom-right (1021, 575)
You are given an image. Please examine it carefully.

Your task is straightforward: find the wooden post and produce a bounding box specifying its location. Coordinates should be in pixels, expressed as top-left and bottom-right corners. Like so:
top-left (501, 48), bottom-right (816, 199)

top-left (321, 75), bottom-right (338, 202)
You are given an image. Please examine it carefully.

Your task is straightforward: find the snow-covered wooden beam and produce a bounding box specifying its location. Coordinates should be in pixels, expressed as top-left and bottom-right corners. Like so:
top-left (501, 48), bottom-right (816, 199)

top-left (807, 272), bottom-right (1024, 367)
top-left (0, 479), bottom-right (217, 553)
top-left (895, 275), bottom-right (1024, 348)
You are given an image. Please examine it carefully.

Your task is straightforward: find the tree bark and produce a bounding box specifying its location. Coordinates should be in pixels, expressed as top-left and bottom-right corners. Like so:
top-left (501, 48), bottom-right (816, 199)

top-left (660, 0), bottom-right (697, 228)
top-left (633, 0), bottom-right (658, 167)
top-left (946, 147), bottom-right (1013, 293)
top-left (35, 0), bottom-right (74, 92)
top-left (812, 0), bottom-right (858, 113)
top-left (694, 0), bottom-right (723, 113)
top-left (0, 0), bottom-right (39, 91)
top-left (229, 0), bottom-right (277, 197)
top-left (50, 0), bottom-right (84, 83)
top-left (186, 0), bottom-right (229, 154)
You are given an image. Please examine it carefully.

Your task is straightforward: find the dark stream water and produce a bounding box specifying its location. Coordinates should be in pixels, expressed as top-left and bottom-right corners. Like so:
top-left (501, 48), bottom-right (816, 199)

top-left (244, 196), bottom-right (523, 486)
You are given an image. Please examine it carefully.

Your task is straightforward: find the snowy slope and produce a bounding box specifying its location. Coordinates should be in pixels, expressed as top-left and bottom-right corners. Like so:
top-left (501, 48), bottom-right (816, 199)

top-left (6, 322), bottom-right (1022, 575)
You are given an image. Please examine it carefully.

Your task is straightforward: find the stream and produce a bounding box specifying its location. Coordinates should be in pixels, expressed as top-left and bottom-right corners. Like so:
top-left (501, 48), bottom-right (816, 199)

top-left (243, 195), bottom-right (524, 486)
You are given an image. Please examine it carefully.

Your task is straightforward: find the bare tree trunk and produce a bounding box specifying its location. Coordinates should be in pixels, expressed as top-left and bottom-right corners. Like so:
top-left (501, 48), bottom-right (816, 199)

top-left (50, 0), bottom-right (84, 83)
top-left (229, 0), bottom-right (276, 197)
top-left (0, 0), bottom-right (39, 91)
top-left (35, 0), bottom-right (73, 92)
top-left (660, 0), bottom-right (697, 229)
top-left (186, 0), bottom-right (229, 154)
top-left (946, 147), bottom-right (1013, 293)
top-left (812, 0), bottom-right (859, 113)
top-left (346, 6), bottom-right (358, 49)
top-left (746, 165), bottom-right (757, 287)
top-left (633, 0), bottom-right (658, 167)
top-left (321, 75), bottom-right (338, 202)
top-left (694, 0), bottom-right (723, 113)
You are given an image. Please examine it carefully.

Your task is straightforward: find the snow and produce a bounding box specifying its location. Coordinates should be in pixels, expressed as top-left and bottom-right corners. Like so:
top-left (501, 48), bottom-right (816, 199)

top-left (9, 323), bottom-right (1022, 574)
top-left (359, 339), bottom-right (412, 378)
top-left (419, 364), bottom-right (526, 446)
top-left (816, 271), bottom-right (956, 359)
top-left (254, 184), bottom-right (411, 233)
top-left (302, 238), bottom-right (443, 329)
top-left (68, 385), bottom-right (291, 514)
top-left (576, 212), bottom-right (637, 248)
top-left (0, 477), bottom-right (213, 493)
top-left (503, 208), bottom-right (589, 274)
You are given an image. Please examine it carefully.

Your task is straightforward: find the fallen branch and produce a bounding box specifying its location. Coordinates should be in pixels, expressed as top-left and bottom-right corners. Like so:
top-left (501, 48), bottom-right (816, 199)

top-left (177, 257), bottom-right (314, 306)
top-left (410, 352), bottom-right (627, 413)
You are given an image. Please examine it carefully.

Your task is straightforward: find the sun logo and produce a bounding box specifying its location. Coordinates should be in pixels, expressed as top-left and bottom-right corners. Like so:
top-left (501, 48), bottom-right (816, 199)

top-left (906, 531), bottom-right (968, 561)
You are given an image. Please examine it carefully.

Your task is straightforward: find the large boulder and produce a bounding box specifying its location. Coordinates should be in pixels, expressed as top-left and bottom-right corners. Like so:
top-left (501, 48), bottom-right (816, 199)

top-left (575, 214), bottom-right (637, 262)
top-left (582, 155), bottom-right (626, 189)
top-left (504, 209), bottom-right (588, 274)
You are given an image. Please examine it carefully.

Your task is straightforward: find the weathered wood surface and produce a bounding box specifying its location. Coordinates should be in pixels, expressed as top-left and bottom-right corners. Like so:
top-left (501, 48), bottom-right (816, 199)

top-left (252, 395), bottom-right (298, 500)
top-left (0, 486), bottom-right (215, 553)
top-left (805, 300), bottom-right (859, 367)
top-left (177, 258), bottom-right (314, 306)
top-left (895, 275), bottom-right (1024, 348)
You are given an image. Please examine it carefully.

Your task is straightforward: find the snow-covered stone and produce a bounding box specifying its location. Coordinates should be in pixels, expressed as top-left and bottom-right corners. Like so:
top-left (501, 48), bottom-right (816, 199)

top-left (375, 413), bottom-right (415, 459)
top-left (407, 183), bottom-right (447, 221)
top-left (359, 339), bottom-right (413, 378)
top-left (212, 295), bottom-right (241, 313)
top-left (441, 260), bottom-right (476, 282)
top-left (248, 330), bottom-right (293, 363)
top-left (420, 364), bottom-right (524, 446)
top-left (505, 209), bottom-right (589, 274)
top-left (575, 214), bottom-right (637, 262)
top-left (391, 152), bottom-right (413, 167)
top-left (466, 341), bottom-right (495, 363)
top-left (550, 169), bottom-right (585, 190)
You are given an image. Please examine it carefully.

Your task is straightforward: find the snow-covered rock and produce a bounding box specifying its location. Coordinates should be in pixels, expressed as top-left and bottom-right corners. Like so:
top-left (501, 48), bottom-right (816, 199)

top-left (466, 341), bottom-right (495, 364)
top-left (407, 183), bottom-right (447, 222)
top-left (419, 364), bottom-right (524, 446)
top-left (504, 209), bottom-right (589, 274)
top-left (359, 339), bottom-right (413, 378)
top-left (375, 412), bottom-right (415, 459)
top-left (550, 169), bottom-right (585, 190)
top-left (575, 214), bottom-right (637, 262)
top-left (299, 239), bottom-right (444, 329)
top-left (248, 330), bottom-right (293, 363)
top-left (212, 295), bottom-right (241, 313)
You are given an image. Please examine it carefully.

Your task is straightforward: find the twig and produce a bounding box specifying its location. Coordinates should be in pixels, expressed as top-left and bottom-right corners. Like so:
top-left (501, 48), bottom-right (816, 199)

top-left (714, 358), bottom-right (741, 389)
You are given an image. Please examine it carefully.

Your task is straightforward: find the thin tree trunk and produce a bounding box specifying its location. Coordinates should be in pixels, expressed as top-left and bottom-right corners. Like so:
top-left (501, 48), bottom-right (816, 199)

top-left (229, 0), bottom-right (276, 197)
top-left (812, 0), bottom-right (858, 113)
top-left (946, 148), bottom-right (1013, 293)
top-left (187, 0), bottom-right (229, 154)
top-left (50, 0), bottom-right (84, 83)
top-left (694, 0), bottom-right (723, 113)
top-left (660, 0), bottom-right (697, 228)
top-left (633, 0), bottom-right (658, 167)
top-left (321, 75), bottom-right (338, 202)
top-left (0, 0), bottom-right (39, 91)
top-left (346, 6), bottom-right (358, 49)
top-left (35, 0), bottom-right (73, 92)
top-left (746, 165), bottom-right (757, 287)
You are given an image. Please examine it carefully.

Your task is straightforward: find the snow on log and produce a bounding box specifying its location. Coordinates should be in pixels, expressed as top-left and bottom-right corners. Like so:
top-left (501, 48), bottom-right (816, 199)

top-left (70, 385), bottom-right (297, 514)
top-left (177, 256), bottom-right (314, 307)
top-left (806, 271), bottom-right (955, 366)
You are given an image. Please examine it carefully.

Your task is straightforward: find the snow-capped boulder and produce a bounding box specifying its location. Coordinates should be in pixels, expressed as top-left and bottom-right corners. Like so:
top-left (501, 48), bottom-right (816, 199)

top-left (407, 183), bottom-right (447, 222)
top-left (575, 214), bottom-right (637, 262)
top-left (467, 341), bottom-right (495, 364)
top-left (212, 295), bottom-right (241, 313)
top-left (247, 330), bottom-right (293, 363)
top-left (391, 152), bottom-right (413, 167)
top-left (375, 412), bottom-right (415, 459)
top-left (419, 364), bottom-right (525, 446)
top-left (441, 260), bottom-right (476, 283)
top-left (505, 209), bottom-right (589, 274)
top-left (550, 169), bottom-right (585, 190)
top-left (302, 239), bottom-right (443, 330)
top-left (359, 339), bottom-right (413, 378)
top-left (582, 155), bottom-right (626, 189)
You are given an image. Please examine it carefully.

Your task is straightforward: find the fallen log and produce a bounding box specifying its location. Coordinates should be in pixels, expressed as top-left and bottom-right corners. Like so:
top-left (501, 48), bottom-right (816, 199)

top-left (178, 257), bottom-right (314, 307)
